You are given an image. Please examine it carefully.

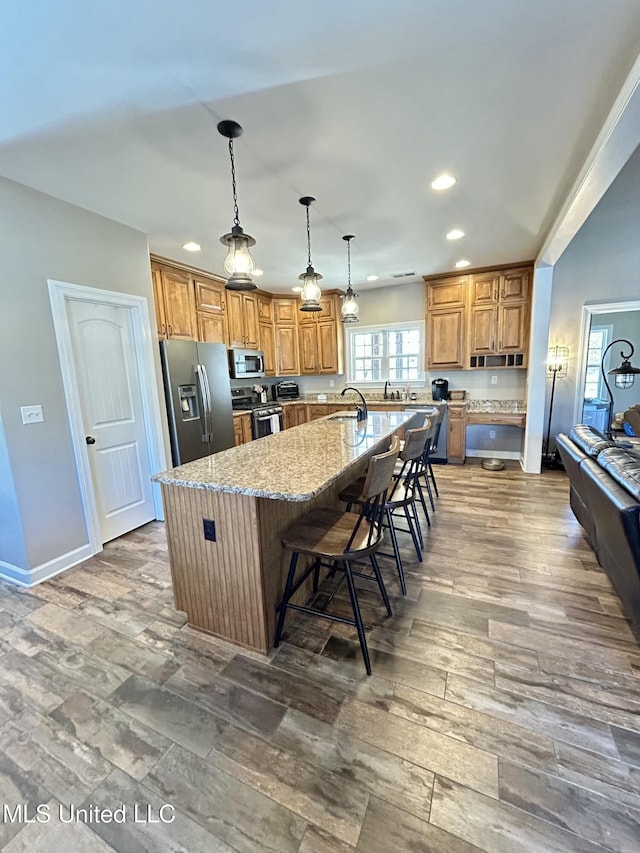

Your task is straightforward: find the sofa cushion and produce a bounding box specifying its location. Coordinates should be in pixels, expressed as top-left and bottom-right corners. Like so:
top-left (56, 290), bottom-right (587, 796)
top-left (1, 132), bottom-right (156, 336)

top-left (568, 424), bottom-right (612, 458)
top-left (598, 447), bottom-right (640, 502)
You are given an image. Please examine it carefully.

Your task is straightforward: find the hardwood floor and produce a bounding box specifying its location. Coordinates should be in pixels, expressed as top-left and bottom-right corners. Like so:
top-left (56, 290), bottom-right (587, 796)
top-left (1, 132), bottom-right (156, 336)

top-left (0, 462), bottom-right (639, 851)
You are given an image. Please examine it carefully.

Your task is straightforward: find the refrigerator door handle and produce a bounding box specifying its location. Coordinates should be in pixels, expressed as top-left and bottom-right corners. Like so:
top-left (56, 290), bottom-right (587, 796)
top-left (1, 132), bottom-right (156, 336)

top-left (199, 363), bottom-right (214, 443)
top-left (195, 364), bottom-right (211, 443)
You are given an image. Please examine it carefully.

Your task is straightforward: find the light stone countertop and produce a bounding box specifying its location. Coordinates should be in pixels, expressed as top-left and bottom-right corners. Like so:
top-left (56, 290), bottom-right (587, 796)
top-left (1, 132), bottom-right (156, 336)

top-left (464, 399), bottom-right (526, 414)
top-left (153, 410), bottom-right (416, 501)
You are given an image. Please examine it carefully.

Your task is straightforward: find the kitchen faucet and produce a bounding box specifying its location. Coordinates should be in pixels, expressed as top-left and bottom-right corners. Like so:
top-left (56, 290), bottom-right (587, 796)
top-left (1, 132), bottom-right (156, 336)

top-left (341, 386), bottom-right (368, 422)
top-left (384, 381), bottom-right (389, 400)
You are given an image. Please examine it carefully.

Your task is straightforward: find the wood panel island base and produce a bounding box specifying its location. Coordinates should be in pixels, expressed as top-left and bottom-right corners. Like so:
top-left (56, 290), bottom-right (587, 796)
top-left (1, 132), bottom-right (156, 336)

top-left (153, 411), bottom-right (415, 653)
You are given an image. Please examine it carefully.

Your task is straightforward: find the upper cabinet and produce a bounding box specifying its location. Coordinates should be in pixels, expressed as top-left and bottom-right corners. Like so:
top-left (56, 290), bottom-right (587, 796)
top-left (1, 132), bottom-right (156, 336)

top-left (227, 291), bottom-right (260, 349)
top-left (425, 264), bottom-right (532, 370)
top-left (152, 264), bottom-right (197, 340)
top-left (297, 294), bottom-right (344, 374)
top-left (273, 297), bottom-right (300, 376)
top-left (194, 277), bottom-right (227, 344)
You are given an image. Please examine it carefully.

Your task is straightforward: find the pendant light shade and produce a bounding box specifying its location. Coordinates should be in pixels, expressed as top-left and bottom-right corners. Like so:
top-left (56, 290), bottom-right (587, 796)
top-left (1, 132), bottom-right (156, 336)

top-left (298, 197), bottom-right (322, 312)
top-left (217, 120), bottom-right (257, 291)
top-left (341, 235), bottom-right (359, 323)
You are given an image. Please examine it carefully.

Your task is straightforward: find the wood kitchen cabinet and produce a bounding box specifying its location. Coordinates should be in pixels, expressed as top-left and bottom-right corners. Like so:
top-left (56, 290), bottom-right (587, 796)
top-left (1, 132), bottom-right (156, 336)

top-left (227, 291), bottom-right (260, 349)
top-left (447, 405), bottom-right (466, 464)
top-left (260, 320), bottom-right (276, 376)
top-left (298, 293), bottom-right (344, 375)
top-left (233, 413), bottom-right (252, 446)
top-left (274, 323), bottom-right (299, 375)
top-left (194, 277), bottom-right (227, 345)
top-left (283, 403), bottom-right (307, 429)
top-left (426, 307), bottom-right (466, 369)
top-left (151, 264), bottom-right (197, 340)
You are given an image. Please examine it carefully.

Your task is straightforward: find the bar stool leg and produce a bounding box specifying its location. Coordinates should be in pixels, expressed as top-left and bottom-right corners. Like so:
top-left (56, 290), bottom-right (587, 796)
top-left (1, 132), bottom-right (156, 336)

top-left (343, 559), bottom-right (372, 676)
top-left (274, 552), bottom-right (299, 647)
top-left (385, 507), bottom-right (407, 595)
top-left (370, 554), bottom-right (392, 616)
top-left (312, 556), bottom-right (321, 592)
top-left (415, 477), bottom-right (431, 527)
top-left (403, 504), bottom-right (423, 561)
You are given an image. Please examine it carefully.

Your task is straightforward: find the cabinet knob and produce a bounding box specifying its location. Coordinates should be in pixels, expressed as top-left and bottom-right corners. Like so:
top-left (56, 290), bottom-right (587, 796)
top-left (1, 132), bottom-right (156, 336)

top-left (168, 324), bottom-right (173, 337)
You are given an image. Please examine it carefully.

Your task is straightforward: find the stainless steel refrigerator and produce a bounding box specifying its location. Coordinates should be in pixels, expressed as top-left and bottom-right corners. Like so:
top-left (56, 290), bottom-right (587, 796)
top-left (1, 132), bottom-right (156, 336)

top-left (160, 339), bottom-right (235, 466)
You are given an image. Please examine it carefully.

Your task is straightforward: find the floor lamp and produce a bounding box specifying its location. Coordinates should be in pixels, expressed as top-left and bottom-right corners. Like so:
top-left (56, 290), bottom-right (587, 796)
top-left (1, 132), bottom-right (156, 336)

top-left (601, 338), bottom-right (639, 439)
top-left (542, 345), bottom-right (569, 467)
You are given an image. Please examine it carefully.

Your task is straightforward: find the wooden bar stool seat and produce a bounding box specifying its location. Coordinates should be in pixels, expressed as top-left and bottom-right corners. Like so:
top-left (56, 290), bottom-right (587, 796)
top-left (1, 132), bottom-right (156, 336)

top-left (275, 437), bottom-right (400, 675)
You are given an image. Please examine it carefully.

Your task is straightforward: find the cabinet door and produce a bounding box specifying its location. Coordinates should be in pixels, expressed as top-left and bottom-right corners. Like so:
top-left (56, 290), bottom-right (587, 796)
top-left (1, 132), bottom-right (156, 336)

top-left (500, 268), bottom-right (530, 302)
top-left (447, 406), bottom-right (466, 463)
top-left (243, 294), bottom-right (260, 349)
top-left (498, 302), bottom-right (528, 352)
top-left (317, 320), bottom-right (339, 373)
top-left (162, 268), bottom-right (196, 339)
top-left (257, 294), bottom-right (272, 322)
top-left (470, 273), bottom-right (499, 305)
top-left (274, 299), bottom-right (299, 323)
top-left (151, 267), bottom-right (167, 337)
top-left (299, 323), bottom-right (319, 374)
top-left (233, 417), bottom-right (244, 446)
top-left (241, 414), bottom-right (253, 443)
top-left (194, 278), bottom-right (226, 315)
top-left (259, 321), bottom-right (276, 376)
top-left (468, 305), bottom-right (497, 355)
top-left (318, 294), bottom-right (337, 321)
top-left (307, 404), bottom-right (332, 420)
top-left (426, 277), bottom-right (467, 310)
top-left (275, 325), bottom-right (300, 376)
top-left (226, 291), bottom-right (246, 347)
top-left (427, 309), bottom-right (466, 369)
top-left (197, 311), bottom-right (227, 345)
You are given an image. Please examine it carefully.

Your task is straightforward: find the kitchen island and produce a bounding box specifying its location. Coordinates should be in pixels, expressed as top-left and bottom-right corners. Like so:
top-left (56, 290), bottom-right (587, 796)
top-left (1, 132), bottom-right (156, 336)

top-left (153, 410), bottom-right (416, 652)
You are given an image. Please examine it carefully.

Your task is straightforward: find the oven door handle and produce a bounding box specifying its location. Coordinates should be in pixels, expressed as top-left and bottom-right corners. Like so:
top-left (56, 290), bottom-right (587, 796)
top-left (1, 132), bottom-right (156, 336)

top-left (254, 413), bottom-right (281, 422)
top-left (195, 364), bottom-right (212, 443)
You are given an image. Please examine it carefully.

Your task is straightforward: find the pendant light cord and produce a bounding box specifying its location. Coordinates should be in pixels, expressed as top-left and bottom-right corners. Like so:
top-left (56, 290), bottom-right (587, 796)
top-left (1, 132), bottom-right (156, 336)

top-left (306, 205), bottom-right (312, 267)
top-left (228, 139), bottom-right (240, 227)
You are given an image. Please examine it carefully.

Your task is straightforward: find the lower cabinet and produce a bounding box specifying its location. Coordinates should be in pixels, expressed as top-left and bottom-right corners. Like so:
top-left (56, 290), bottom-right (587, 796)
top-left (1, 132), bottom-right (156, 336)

top-left (447, 406), bottom-right (466, 463)
top-left (283, 404), bottom-right (307, 430)
top-left (233, 413), bottom-right (252, 446)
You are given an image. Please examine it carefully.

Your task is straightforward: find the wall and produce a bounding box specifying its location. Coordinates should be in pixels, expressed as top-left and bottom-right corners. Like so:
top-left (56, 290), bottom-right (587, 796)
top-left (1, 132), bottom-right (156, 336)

top-left (592, 310), bottom-right (640, 415)
top-left (548, 142), bottom-right (640, 437)
top-left (0, 176), bottom-right (164, 576)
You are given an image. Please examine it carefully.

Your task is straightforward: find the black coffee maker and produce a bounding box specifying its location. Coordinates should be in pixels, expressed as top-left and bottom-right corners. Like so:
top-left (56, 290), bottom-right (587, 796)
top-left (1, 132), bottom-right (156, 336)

top-left (431, 378), bottom-right (449, 401)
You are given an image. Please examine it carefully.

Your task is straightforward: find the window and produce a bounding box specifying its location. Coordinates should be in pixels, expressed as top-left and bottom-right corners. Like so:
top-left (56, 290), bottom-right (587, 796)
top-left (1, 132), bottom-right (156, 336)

top-left (584, 324), bottom-right (612, 400)
top-left (348, 322), bottom-right (423, 384)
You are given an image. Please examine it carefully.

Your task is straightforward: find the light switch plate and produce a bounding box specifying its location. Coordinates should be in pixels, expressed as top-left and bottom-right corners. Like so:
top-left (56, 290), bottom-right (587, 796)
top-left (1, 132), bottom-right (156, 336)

top-left (491, 375), bottom-right (498, 384)
top-left (21, 405), bottom-right (44, 424)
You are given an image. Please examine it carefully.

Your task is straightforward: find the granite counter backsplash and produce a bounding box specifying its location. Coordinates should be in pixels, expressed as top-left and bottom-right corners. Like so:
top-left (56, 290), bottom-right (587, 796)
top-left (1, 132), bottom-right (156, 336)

top-left (466, 399), bottom-right (526, 413)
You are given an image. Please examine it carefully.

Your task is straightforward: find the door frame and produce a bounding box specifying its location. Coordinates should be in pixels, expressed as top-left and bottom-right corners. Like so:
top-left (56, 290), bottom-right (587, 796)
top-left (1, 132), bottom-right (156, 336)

top-left (573, 299), bottom-right (640, 425)
top-left (48, 279), bottom-right (167, 554)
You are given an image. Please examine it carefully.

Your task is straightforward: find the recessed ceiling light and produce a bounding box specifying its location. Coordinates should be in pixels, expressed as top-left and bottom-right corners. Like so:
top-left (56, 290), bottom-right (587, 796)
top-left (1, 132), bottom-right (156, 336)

top-left (182, 241), bottom-right (201, 252)
top-left (447, 229), bottom-right (465, 240)
top-left (292, 286), bottom-right (302, 292)
top-left (430, 174), bottom-right (456, 191)
top-left (367, 275), bottom-right (379, 282)
top-left (253, 268), bottom-right (264, 277)
top-left (455, 259), bottom-right (471, 268)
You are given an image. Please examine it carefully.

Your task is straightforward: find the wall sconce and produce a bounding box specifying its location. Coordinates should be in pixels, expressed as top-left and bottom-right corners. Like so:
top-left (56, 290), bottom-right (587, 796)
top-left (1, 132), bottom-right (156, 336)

top-left (601, 338), bottom-right (639, 438)
top-left (217, 120), bottom-right (257, 291)
top-left (543, 345), bottom-right (569, 466)
top-left (341, 235), bottom-right (360, 323)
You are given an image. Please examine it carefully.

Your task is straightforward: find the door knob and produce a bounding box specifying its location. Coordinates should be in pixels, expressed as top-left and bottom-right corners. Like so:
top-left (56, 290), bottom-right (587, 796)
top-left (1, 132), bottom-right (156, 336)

top-left (86, 436), bottom-right (96, 445)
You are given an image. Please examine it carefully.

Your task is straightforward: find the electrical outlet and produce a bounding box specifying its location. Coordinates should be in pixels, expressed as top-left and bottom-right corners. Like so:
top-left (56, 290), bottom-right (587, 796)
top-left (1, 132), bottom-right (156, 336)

top-left (329, 380), bottom-right (335, 388)
top-left (491, 375), bottom-right (498, 385)
top-left (203, 518), bottom-right (216, 542)
top-left (21, 405), bottom-right (44, 424)
top-left (489, 430), bottom-right (496, 439)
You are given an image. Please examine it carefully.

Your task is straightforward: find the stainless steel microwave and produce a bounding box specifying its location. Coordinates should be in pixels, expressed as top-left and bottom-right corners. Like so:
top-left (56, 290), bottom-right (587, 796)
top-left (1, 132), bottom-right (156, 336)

top-left (228, 348), bottom-right (265, 379)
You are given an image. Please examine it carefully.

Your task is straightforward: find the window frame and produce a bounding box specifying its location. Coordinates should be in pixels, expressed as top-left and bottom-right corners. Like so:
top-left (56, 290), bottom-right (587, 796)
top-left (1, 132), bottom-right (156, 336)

top-left (584, 323), bottom-right (613, 401)
top-left (346, 321), bottom-right (425, 386)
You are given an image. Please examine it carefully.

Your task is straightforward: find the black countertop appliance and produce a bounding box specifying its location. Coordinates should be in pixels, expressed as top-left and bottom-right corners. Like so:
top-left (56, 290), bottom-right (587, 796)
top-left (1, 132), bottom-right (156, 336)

top-left (432, 378), bottom-right (450, 401)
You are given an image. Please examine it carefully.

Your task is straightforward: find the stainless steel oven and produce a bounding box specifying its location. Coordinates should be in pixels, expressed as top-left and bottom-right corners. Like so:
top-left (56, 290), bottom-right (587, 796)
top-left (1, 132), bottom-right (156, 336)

top-left (252, 405), bottom-right (284, 439)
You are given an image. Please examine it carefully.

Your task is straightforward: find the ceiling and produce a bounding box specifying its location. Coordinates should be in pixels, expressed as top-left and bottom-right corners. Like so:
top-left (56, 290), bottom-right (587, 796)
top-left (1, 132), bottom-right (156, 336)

top-left (2, 1), bottom-right (640, 293)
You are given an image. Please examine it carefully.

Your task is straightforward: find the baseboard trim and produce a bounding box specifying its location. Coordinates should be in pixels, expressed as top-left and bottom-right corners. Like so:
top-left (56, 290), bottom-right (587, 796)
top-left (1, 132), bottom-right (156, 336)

top-left (0, 543), bottom-right (96, 587)
top-left (466, 450), bottom-right (521, 460)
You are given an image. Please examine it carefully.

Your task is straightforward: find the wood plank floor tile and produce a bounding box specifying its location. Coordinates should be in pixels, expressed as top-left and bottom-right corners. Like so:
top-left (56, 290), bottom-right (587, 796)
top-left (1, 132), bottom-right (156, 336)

top-left (336, 697), bottom-right (499, 797)
top-left (554, 739), bottom-right (640, 810)
top-left (611, 725), bottom-right (640, 768)
top-left (445, 673), bottom-right (619, 757)
top-left (26, 602), bottom-right (107, 647)
top-left (409, 619), bottom-right (539, 669)
top-left (273, 707), bottom-right (435, 823)
top-left (145, 743), bottom-right (307, 852)
top-left (499, 759), bottom-right (640, 852)
top-left (3, 803), bottom-right (117, 853)
top-left (430, 776), bottom-right (609, 853)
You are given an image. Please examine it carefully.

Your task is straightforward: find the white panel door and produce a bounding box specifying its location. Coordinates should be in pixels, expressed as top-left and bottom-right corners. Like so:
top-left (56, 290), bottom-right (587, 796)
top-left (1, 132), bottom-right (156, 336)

top-left (67, 299), bottom-right (155, 543)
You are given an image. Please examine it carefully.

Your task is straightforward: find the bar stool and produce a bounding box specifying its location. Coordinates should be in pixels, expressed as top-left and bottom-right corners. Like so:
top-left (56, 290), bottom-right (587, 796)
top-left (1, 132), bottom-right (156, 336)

top-left (425, 405), bottom-right (446, 501)
top-left (275, 437), bottom-right (400, 675)
top-left (339, 426), bottom-right (429, 597)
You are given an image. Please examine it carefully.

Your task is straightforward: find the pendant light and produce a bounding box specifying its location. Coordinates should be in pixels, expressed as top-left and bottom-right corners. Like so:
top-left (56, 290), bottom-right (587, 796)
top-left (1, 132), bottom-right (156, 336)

top-left (217, 120), bottom-right (257, 291)
top-left (298, 197), bottom-right (322, 312)
top-left (601, 338), bottom-right (640, 438)
top-left (341, 235), bottom-right (360, 323)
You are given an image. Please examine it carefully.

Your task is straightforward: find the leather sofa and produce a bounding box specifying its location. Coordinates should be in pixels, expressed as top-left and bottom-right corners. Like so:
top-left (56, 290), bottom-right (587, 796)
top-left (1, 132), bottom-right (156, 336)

top-left (556, 425), bottom-right (640, 627)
